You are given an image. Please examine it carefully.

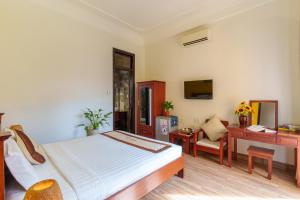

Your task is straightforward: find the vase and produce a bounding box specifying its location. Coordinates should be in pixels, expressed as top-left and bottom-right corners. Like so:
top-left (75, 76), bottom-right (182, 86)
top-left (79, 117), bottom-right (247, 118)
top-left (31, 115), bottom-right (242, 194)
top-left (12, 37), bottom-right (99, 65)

top-left (239, 116), bottom-right (248, 128)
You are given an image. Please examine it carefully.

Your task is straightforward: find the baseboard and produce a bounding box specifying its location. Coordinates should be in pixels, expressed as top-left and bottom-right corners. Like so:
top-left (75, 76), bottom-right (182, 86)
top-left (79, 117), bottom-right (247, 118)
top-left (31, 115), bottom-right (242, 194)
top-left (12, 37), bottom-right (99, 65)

top-left (236, 153), bottom-right (296, 172)
top-left (197, 151), bottom-right (295, 172)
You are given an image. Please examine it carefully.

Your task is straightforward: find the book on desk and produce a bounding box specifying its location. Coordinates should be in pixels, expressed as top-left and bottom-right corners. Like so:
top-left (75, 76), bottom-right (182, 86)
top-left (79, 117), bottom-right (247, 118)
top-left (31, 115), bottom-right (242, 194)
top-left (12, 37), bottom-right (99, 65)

top-left (247, 125), bottom-right (277, 134)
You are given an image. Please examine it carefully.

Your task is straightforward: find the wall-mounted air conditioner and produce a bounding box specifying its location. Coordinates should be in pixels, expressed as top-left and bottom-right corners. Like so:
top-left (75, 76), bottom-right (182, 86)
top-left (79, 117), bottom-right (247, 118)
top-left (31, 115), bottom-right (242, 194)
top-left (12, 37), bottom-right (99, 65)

top-left (180, 28), bottom-right (210, 46)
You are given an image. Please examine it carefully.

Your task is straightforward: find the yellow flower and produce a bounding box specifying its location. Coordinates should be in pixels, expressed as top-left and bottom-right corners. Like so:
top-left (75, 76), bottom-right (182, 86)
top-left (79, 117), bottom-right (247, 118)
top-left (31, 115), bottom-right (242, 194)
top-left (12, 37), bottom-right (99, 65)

top-left (235, 101), bottom-right (254, 116)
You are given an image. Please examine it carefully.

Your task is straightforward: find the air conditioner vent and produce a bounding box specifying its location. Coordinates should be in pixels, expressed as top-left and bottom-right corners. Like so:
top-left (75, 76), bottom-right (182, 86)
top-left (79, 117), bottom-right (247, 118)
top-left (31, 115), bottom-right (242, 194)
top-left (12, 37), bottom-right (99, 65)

top-left (180, 27), bottom-right (210, 47)
top-left (182, 37), bottom-right (209, 46)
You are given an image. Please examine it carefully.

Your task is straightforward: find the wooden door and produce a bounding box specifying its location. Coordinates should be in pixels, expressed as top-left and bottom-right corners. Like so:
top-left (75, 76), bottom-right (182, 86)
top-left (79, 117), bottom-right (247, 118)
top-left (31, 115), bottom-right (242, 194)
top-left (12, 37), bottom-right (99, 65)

top-left (113, 48), bottom-right (135, 133)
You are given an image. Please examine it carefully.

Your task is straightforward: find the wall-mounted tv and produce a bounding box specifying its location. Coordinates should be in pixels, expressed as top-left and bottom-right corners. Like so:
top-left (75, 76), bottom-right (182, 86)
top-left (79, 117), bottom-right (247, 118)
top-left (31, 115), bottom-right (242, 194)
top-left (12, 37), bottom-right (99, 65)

top-left (184, 80), bottom-right (213, 99)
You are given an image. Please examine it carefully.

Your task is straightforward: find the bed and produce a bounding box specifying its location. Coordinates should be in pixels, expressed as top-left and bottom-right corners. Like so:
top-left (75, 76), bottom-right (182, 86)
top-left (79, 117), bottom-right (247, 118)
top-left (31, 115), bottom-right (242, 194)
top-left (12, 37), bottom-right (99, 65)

top-left (0, 131), bottom-right (184, 200)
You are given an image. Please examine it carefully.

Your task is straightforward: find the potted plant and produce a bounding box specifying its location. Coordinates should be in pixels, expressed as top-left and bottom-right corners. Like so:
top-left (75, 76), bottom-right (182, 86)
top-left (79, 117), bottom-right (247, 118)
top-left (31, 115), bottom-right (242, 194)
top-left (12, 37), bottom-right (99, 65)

top-left (235, 101), bottom-right (254, 127)
top-left (162, 101), bottom-right (174, 116)
top-left (78, 108), bottom-right (112, 136)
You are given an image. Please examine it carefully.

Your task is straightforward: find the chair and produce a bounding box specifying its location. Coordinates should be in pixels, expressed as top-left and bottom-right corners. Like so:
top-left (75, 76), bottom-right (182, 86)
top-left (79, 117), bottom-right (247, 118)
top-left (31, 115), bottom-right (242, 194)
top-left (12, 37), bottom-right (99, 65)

top-left (193, 120), bottom-right (229, 165)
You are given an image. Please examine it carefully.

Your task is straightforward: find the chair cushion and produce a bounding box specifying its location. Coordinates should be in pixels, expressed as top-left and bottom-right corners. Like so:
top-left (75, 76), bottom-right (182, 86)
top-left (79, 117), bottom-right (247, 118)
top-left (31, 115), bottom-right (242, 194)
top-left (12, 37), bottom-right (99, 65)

top-left (196, 138), bottom-right (227, 149)
top-left (201, 116), bottom-right (227, 142)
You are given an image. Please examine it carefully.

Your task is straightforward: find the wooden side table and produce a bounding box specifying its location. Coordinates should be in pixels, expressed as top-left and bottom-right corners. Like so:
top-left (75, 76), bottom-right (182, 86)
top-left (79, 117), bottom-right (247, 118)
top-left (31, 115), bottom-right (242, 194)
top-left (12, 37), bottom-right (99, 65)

top-left (169, 130), bottom-right (194, 154)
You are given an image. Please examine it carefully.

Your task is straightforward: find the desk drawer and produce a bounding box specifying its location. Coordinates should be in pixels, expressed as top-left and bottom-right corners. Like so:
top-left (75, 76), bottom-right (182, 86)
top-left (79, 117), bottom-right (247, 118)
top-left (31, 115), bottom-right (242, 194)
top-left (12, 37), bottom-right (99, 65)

top-left (277, 136), bottom-right (297, 147)
top-left (230, 129), bottom-right (244, 137)
top-left (245, 132), bottom-right (276, 144)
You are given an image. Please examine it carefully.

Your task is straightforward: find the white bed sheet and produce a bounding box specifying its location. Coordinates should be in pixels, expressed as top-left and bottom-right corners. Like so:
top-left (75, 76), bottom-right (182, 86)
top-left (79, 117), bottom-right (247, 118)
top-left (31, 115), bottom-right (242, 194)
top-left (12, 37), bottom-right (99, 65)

top-left (6, 132), bottom-right (182, 200)
top-left (43, 132), bottom-right (182, 200)
top-left (5, 153), bottom-right (78, 200)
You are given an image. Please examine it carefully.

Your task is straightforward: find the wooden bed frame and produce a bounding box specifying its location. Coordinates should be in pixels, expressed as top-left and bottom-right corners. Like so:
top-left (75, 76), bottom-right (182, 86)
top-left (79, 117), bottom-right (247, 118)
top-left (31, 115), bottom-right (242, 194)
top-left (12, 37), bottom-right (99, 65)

top-left (108, 156), bottom-right (184, 200)
top-left (0, 113), bottom-right (184, 200)
top-left (0, 133), bottom-right (10, 200)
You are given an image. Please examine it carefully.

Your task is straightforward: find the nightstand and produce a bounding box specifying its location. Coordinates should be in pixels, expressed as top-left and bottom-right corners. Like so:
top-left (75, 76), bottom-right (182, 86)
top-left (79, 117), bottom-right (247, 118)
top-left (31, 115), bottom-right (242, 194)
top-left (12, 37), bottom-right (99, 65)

top-left (169, 130), bottom-right (194, 154)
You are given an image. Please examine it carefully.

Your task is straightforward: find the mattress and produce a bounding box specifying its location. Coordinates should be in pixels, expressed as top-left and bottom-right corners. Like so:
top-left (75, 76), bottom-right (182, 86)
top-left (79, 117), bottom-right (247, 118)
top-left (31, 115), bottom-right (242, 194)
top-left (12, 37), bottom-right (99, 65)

top-left (6, 131), bottom-right (182, 200)
top-left (5, 152), bottom-right (78, 200)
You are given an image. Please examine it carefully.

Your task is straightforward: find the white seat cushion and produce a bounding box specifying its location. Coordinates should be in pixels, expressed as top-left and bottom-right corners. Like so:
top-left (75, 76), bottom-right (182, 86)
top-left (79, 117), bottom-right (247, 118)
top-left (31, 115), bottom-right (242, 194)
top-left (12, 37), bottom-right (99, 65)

top-left (196, 138), bottom-right (227, 149)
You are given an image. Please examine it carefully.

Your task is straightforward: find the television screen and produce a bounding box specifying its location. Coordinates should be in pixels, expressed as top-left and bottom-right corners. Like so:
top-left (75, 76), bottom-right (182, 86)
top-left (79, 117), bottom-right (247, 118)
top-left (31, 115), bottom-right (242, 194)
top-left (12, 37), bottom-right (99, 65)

top-left (184, 80), bottom-right (213, 99)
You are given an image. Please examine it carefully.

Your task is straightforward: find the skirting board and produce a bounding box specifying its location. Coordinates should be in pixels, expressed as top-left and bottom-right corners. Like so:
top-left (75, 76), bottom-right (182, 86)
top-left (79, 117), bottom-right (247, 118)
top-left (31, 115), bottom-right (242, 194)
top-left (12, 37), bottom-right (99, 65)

top-left (197, 151), bottom-right (295, 172)
top-left (236, 153), bottom-right (296, 172)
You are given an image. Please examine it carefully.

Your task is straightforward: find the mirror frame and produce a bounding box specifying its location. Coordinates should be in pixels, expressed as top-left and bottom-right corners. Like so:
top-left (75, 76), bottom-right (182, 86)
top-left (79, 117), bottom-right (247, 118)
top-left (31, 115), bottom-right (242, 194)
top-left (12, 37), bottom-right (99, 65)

top-left (249, 100), bottom-right (278, 130)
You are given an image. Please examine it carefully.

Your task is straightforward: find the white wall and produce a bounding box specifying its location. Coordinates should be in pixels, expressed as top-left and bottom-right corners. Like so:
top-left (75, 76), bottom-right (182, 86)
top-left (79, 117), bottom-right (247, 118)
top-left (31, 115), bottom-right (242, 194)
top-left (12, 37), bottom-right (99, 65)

top-left (145, 0), bottom-right (300, 164)
top-left (0, 0), bottom-right (145, 143)
top-left (0, 0), bottom-right (299, 165)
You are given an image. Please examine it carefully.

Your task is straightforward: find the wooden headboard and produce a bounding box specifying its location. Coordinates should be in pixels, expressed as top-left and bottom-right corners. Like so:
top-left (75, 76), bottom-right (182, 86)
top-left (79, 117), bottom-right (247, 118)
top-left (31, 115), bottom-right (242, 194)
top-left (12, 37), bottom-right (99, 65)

top-left (0, 113), bottom-right (11, 200)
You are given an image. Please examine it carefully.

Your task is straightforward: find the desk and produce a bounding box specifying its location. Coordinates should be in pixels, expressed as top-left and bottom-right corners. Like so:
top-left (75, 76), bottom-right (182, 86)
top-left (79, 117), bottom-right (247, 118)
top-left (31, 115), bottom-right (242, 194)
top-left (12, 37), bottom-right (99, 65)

top-left (227, 126), bottom-right (300, 187)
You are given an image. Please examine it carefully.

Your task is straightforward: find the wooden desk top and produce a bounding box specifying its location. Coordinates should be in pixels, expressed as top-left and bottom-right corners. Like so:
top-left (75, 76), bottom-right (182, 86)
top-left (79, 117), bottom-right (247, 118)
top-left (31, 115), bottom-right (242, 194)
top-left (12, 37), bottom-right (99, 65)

top-left (277, 131), bottom-right (300, 138)
top-left (228, 125), bottom-right (300, 138)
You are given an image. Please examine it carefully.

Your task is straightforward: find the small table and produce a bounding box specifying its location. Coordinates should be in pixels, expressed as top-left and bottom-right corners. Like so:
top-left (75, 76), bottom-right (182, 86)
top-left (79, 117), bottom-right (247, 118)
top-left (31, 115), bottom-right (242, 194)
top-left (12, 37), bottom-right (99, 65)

top-left (169, 130), bottom-right (194, 154)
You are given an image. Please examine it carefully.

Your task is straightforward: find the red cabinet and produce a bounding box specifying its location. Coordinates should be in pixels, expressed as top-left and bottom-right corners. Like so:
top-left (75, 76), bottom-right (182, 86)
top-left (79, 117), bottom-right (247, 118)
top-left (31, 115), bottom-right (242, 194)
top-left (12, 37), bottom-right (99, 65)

top-left (137, 81), bottom-right (165, 138)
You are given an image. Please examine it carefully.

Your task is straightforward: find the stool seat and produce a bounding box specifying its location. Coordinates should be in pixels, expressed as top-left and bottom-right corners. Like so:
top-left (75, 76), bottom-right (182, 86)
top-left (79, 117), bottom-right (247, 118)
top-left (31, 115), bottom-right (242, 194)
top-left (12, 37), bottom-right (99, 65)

top-left (248, 146), bottom-right (274, 157)
top-left (247, 146), bottom-right (274, 180)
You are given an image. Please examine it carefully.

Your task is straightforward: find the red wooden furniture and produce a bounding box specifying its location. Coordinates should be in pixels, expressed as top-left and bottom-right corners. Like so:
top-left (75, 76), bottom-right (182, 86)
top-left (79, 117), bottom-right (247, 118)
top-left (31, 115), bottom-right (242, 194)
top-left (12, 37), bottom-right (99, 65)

top-left (0, 113), bottom-right (4, 130)
top-left (247, 146), bottom-right (274, 180)
top-left (169, 130), bottom-right (194, 154)
top-left (0, 113), bottom-right (11, 200)
top-left (193, 120), bottom-right (229, 165)
top-left (227, 126), bottom-right (300, 187)
top-left (137, 81), bottom-right (165, 138)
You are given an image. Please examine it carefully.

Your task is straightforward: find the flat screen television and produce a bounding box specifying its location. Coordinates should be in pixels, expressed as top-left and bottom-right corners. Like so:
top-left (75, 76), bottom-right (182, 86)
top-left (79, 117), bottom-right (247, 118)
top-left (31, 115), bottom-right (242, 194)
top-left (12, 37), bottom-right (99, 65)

top-left (184, 80), bottom-right (213, 99)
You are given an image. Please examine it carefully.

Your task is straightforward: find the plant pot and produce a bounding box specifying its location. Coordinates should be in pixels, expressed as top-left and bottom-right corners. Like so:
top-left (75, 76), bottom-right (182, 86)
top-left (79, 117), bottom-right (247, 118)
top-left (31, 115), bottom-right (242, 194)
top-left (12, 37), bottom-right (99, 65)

top-left (163, 110), bottom-right (169, 116)
top-left (239, 115), bottom-right (248, 128)
top-left (87, 129), bottom-right (100, 136)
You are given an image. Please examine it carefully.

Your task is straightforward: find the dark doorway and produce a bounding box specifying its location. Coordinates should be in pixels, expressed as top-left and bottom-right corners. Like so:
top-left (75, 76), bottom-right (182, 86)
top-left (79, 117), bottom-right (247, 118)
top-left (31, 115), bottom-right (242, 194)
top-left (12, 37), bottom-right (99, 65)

top-left (113, 48), bottom-right (135, 133)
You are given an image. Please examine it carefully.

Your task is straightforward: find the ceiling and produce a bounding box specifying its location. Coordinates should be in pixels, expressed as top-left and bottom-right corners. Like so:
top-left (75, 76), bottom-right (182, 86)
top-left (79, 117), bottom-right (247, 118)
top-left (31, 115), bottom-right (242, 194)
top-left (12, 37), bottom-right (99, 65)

top-left (78, 0), bottom-right (271, 32)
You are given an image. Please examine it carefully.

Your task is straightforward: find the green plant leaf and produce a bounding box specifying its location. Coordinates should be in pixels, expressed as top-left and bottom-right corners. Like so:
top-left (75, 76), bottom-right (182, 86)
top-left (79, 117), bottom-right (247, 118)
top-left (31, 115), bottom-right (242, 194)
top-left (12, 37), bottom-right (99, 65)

top-left (79, 107), bottom-right (112, 132)
top-left (162, 101), bottom-right (174, 111)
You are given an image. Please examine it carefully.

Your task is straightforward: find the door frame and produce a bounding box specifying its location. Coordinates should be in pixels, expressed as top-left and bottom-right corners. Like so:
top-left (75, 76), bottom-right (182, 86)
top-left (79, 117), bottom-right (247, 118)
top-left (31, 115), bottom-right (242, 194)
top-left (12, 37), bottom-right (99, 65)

top-left (113, 48), bottom-right (135, 133)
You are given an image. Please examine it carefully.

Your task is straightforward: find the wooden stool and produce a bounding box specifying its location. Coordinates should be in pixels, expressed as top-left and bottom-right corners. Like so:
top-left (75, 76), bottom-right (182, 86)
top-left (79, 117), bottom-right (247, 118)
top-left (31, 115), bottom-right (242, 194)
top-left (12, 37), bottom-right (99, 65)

top-left (247, 146), bottom-right (274, 180)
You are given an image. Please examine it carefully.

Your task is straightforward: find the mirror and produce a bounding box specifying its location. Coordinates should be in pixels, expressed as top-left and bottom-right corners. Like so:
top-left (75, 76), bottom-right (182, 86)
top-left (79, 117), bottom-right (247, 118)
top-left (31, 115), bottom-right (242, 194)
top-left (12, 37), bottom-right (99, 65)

top-left (250, 100), bottom-right (278, 130)
top-left (140, 87), bottom-right (152, 126)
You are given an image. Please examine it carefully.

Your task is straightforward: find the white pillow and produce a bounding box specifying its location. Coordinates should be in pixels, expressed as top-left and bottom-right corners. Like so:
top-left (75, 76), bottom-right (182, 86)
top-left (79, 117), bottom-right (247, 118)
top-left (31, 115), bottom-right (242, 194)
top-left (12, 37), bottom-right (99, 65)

top-left (3, 128), bottom-right (17, 156)
top-left (201, 116), bottom-right (227, 142)
top-left (4, 128), bottom-right (16, 139)
top-left (5, 137), bottom-right (21, 156)
top-left (4, 138), bottom-right (40, 190)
